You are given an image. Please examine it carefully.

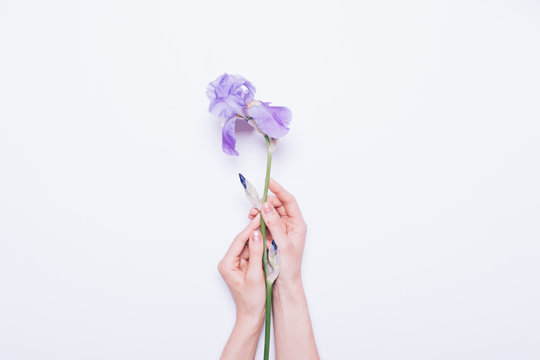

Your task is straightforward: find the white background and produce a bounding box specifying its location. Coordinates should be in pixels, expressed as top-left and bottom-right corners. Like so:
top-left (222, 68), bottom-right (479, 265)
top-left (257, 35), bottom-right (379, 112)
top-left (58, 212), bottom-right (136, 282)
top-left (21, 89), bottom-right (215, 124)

top-left (1, 0), bottom-right (539, 359)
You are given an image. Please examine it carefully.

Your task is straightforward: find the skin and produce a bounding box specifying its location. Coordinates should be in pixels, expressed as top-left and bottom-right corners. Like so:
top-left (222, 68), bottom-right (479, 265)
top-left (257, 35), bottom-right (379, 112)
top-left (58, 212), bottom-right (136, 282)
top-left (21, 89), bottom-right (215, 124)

top-left (218, 215), bottom-right (266, 360)
top-left (219, 179), bottom-right (320, 360)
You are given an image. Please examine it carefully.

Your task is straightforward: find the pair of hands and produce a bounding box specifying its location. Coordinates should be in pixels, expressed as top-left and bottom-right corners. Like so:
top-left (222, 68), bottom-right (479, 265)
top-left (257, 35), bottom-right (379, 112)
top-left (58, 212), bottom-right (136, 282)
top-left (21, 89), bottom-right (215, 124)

top-left (217, 178), bottom-right (307, 324)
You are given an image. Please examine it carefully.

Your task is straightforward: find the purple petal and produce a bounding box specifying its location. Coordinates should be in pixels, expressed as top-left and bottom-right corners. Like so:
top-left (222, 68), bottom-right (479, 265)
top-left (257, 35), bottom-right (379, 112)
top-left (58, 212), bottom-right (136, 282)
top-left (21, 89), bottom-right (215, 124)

top-left (246, 101), bottom-right (292, 138)
top-left (221, 117), bottom-right (239, 156)
top-left (207, 73), bottom-right (256, 120)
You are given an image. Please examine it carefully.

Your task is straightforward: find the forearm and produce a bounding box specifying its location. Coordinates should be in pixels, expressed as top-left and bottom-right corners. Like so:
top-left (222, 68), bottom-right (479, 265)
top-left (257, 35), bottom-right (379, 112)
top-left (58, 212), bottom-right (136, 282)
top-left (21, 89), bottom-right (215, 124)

top-left (273, 279), bottom-right (320, 360)
top-left (221, 315), bottom-right (264, 360)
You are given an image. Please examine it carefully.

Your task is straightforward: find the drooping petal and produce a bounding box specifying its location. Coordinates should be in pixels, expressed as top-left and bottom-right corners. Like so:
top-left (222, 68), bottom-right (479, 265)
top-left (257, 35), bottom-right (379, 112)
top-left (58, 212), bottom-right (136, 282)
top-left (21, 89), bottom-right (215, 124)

top-left (246, 101), bottom-right (292, 138)
top-left (221, 117), bottom-right (239, 156)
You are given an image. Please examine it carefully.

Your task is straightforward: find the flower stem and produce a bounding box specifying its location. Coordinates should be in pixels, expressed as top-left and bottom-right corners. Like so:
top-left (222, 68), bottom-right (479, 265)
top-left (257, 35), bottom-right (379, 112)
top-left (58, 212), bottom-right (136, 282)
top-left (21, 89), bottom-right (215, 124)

top-left (260, 135), bottom-right (272, 360)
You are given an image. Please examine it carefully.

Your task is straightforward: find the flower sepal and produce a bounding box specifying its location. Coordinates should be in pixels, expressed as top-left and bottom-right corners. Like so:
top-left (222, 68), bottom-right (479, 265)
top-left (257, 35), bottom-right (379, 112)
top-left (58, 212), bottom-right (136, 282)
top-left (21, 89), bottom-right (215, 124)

top-left (265, 242), bottom-right (280, 285)
top-left (239, 173), bottom-right (261, 209)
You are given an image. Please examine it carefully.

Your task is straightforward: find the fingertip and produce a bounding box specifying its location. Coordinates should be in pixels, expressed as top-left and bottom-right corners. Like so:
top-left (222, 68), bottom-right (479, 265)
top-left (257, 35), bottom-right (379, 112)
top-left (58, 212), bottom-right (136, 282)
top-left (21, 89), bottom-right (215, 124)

top-left (268, 177), bottom-right (281, 192)
top-left (248, 208), bottom-right (259, 219)
top-left (250, 212), bottom-right (260, 224)
top-left (249, 231), bottom-right (263, 255)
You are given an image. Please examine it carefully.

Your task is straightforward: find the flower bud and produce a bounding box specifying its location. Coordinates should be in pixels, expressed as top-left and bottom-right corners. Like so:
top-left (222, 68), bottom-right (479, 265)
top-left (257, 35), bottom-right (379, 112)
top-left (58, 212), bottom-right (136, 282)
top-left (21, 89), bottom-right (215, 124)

top-left (238, 173), bottom-right (261, 209)
top-left (265, 242), bottom-right (280, 284)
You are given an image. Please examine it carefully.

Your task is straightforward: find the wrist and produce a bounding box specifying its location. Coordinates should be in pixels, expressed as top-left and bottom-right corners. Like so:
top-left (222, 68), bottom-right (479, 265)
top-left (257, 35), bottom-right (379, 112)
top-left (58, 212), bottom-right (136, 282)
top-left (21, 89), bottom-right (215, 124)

top-left (273, 277), bottom-right (304, 304)
top-left (235, 310), bottom-right (264, 332)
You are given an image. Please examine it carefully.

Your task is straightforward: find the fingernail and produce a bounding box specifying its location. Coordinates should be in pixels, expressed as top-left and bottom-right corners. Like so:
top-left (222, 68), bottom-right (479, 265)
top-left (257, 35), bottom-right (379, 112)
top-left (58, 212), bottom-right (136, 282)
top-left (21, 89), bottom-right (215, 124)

top-left (263, 202), bottom-right (273, 214)
top-left (253, 231), bottom-right (261, 242)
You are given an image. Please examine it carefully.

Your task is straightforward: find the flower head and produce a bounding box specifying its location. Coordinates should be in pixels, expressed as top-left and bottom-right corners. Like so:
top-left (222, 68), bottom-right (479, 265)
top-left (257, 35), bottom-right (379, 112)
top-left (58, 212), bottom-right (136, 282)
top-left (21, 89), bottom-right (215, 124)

top-left (207, 73), bottom-right (291, 156)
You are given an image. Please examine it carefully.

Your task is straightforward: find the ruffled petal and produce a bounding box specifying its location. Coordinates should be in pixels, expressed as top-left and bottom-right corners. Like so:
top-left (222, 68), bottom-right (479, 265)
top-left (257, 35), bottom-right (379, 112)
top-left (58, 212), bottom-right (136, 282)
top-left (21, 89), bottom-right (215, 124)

top-left (207, 73), bottom-right (256, 121)
top-left (209, 98), bottom-right (236, 120)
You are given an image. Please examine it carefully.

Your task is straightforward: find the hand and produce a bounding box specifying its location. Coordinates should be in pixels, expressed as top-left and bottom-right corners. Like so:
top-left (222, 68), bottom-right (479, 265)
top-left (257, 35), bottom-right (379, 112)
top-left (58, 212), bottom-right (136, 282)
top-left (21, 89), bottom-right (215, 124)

top-left (248, 178), bottom-right (307, 288)
top-left (218, 215), bottom-right (266, 324)
top-left (249, 179), bottom-right (319, 359)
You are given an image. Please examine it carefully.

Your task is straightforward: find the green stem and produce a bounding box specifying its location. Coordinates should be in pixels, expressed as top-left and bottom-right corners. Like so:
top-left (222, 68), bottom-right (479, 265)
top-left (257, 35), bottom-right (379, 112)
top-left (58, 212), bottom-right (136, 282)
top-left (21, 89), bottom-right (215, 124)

top-left (261, 135), bottom-right (272, 360)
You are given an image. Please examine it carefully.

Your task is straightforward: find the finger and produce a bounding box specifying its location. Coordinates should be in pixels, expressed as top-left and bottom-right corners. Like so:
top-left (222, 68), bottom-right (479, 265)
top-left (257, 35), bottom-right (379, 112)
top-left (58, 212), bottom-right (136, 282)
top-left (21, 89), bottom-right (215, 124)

top-left (249, 206), bottom-right (276, 241)
top-left (261, 201), bottom-right (291, 250)
top-left (248, 207), bottom-right (259, 220)
top-left (268, 196), bottom-right (288, 218)
top-left (250, 198), bottom-right (285, 219)
top-left (223, 214), bottom-right (260, 264)
top-left (240, 244), bottom-right (249, 260)
top-left (269, 178), bottom-right (304, 220)
top-left (246, 230), bottom-right (264, 280)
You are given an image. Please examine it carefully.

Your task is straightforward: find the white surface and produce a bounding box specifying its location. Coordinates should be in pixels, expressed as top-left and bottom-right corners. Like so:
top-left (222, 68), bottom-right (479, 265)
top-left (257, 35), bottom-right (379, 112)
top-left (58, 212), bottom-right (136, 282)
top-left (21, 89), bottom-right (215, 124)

top-left (1, 0), bottom-right (539, 359)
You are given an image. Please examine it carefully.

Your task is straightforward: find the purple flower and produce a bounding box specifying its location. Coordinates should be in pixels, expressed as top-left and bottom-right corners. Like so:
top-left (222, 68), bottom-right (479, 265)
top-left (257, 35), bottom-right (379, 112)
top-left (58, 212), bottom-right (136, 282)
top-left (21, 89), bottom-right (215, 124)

top-left (207, 74), bottom-right (291, 156)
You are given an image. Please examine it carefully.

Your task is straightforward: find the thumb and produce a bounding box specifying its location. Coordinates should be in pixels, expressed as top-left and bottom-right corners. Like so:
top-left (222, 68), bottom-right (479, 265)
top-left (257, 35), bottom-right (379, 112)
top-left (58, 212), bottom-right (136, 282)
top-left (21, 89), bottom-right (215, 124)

top-left (246, 230), bottom-right (264, 281)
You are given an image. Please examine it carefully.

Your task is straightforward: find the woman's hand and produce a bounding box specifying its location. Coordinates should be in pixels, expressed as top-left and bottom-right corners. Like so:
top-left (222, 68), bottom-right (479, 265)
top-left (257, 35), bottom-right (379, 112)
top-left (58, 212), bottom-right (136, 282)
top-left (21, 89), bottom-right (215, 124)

top-left (218, 215), bottom-right (266, 325)
top-left (248, 178), bottom-right (320, 359)
top-left (219, 216), bottom-right (268, 360)
top-left (248, 178), bottom-right (308, 288)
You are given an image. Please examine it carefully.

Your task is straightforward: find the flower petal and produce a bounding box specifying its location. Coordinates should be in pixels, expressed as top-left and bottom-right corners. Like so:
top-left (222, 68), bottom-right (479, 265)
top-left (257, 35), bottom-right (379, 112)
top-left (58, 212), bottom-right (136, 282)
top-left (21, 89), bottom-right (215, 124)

top-left (246, 101), bottom-right (291, 138)
top-left (207, 73), bottom-right (256, 121)
top-left (221, 117), bottom-right (239, 156)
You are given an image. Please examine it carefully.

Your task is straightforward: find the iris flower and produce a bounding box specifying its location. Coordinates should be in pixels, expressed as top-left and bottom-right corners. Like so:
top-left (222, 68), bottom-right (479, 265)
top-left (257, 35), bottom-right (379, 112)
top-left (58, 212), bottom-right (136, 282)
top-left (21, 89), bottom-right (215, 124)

top-left (207, 73), bottom-right (291, 155)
